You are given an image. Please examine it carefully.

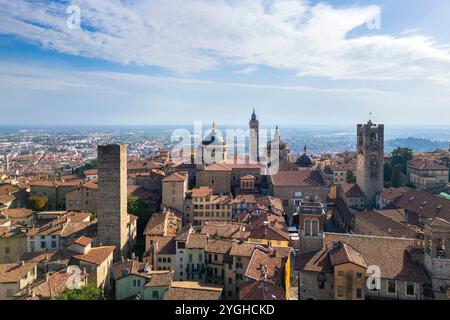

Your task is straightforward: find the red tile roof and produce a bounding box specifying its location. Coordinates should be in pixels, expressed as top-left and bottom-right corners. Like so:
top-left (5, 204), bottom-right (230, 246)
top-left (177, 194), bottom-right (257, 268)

top-left (271, 170), bottom-right (325, 187)
top-left (1, 208), bottom-right (34, 218)
top-left (339, 183), bottom-right (365, 198)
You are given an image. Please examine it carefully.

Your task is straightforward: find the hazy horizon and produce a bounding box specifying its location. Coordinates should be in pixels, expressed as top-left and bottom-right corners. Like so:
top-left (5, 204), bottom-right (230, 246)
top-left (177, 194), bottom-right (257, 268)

top-left (2, 1), bottom-right (450, 126)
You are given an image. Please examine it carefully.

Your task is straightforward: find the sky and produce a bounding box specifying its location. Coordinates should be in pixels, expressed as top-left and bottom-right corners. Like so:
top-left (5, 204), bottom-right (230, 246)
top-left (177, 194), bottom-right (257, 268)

top-left (1, 0), bottom-right (450, 127)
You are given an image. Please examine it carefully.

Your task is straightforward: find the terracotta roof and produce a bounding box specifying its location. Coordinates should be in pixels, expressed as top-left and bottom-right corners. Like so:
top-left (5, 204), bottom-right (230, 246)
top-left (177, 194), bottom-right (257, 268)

top-left (408, 158), bottom-right (448, 170)
top-left (144, 208), bottom-right (181, 236)
top-left (229, 242), bottom-right (256, 257)
top-left (113, 260), bottom-right (152, 280)
top-left (83, 169), bottom-right (98, 176)
top-left (0, 208), bottom-right (33, 218)
top-left (339, 183), bottom-right (365, 198)
top-left (162, 172), bottom-right (187, 182)
top-left (200, 222), bottom-right (249, 240)
top-left (204, 239), bottom-right (233, 254)
top-left (73, 246), bottom-right (115, 266)
top-left (245, 247), bottom-right (285, 285)
top-left (29, 180), bottom-right (56, 187)
top-left (0, 224), bottom-right (27, 238)
top-left (191, 186), bottom-right (213, 198)
top-left (330, 162), bottom-right (356, 172)
top-left (271, 170), bottom-right (325, 187)
top-left (204, 163), bottom-right (232, 172)
top-left (20, 250), bottom-right (75, 266)
top-left (0, 184), bottom-right (19, 196)
top-left (296, 233), bottom-right (425, 283)
top-left (164, 282), bottom-right (223, 300)
top-left (128, 159), bottom-right (162, 170)
top-left (380, 187), bottom-right (409, 201)
top-left (328, 242), bottom-right (367, 268)
top-left (248, 213), bottom-right (290, 242)
top-left (240, 280), bottom-right (286, 300)
top-left (227, 163), bottom-right (265, 169)
top-left (0, 194), bottom-right (15, 204)
top-left (16, 268), bottom-right (88, 300)
top-left (82, 179), bottom-right (98, 190)
top-left (390, 189), bottom-right (450, 222)
top-left (187, 234), bottom-right (209, 249)
top-left (146, 271), bottom-right (173, 287)
top-left (356, 209), bottom-right (419, 238)
top-left (72, 236), bottom-right (92, 247)
top-left (0, 262), bottom-right (36, 283)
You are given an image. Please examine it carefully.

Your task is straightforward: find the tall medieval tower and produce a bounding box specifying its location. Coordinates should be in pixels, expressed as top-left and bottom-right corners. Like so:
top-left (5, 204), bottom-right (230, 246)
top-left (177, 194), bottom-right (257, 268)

top-left (97, 144), bottom-right (129, 259)
top-left (249, 108), bottom-right (260, 162)
top-left (356, 120), bottom-right (384, 209)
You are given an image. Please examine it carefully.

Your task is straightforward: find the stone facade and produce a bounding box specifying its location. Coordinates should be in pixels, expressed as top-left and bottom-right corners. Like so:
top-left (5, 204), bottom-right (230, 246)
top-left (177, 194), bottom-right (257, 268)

top-left (356, 121), bottom-right (384, 209)
top-left (97, 144), bottom-right (129, 259)
top-left (161, 173), bottom-right (187, 213)
top-left (196, 164), bottom-right (231, 194)
top-left (66, 184), bottom-right (97, 213)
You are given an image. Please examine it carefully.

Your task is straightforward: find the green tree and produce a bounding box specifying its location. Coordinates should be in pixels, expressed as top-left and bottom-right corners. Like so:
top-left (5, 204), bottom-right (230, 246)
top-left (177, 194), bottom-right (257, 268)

top-left (54, 285), bottom-right (103, 300)
top-left (384, 162), bottom-right (393, 183)
top-left (391, 163), bottom-right (404, 187)
top-left (73, 159), bottom-right (98, 176)
top-left (391, 147), bottom-right (413, 174)
top-left (27, 195), bottom-right (49, 211)
top-left (346, 170), bottom-right (356, 184)
top-left (128, 196), bottom-right (153, 233)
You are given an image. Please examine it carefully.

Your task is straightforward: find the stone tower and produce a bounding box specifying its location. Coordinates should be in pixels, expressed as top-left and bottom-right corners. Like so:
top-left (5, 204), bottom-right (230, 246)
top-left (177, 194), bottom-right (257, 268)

top-left (249, 108), bottom-right (260, 162)
top-left (97, 144), bottom-right (129, 259)
top-left (356, 120), bottom-right (384, 209)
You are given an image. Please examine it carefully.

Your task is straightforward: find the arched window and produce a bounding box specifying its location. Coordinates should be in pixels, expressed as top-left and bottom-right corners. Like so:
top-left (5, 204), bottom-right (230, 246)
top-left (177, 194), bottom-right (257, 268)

top-left (312, 219), bottom-right (319, 236)
top-left (304, 219), bottom-right (311, 236)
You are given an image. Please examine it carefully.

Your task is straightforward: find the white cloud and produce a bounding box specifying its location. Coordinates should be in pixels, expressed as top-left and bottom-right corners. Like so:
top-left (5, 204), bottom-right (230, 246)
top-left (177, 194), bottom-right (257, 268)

top-left (1, 0), bottom-right (450, 84)
top-left (0, 62), bottom-right (395, 96)
top-left (233, 66), bottom-right (259, 74)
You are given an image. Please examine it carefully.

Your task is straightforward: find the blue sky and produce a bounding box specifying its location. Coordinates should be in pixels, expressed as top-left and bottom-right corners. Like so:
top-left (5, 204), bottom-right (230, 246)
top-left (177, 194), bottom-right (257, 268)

top-left (1, 0), bottom-right (450, 126)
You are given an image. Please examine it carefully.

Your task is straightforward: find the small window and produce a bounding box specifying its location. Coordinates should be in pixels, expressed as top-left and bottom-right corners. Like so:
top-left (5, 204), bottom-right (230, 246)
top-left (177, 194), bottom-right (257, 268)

top-left (356, 272), bottom-right (363, 279)
top-left (388, 280), bottom-right (396, 294)
top-left (152, 291), bottom-right (159, 299)
top-left (337, 270), bottom-right (344, 277)
top-left (337, 286), bottom-right (344, 298)
top-left (356, 288), bottom-right (362, 299)
top-left (406, 283), bottom-right (415, 296)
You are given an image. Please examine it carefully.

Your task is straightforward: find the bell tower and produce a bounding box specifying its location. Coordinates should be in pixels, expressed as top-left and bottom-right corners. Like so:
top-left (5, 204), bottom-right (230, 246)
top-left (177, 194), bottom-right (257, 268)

top-left (249, 108), bottom-right (260, 162)
top-left (356, 120), bottom-right (384, 209)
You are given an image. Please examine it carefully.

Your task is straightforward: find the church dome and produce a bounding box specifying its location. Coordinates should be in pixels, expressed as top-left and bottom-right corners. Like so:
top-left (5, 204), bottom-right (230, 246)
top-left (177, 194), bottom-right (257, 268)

top-left (202, 122), bottom-right (225, 146)
top-left (296, 146), bottom-right (315, 167)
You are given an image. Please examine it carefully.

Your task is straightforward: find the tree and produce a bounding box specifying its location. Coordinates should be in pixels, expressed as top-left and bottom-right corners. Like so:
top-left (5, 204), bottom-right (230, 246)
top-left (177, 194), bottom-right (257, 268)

top-left (391, 147), bottom-right (413, 174)
top-left (128, 196), bottom-right (153, 233)
top-left (27, 195), bottom-right (48, 211)
top-left (346, 170), bottom-right (356, 184)
top-left (384, 162), bottom-right (393, 183)
top-left (54, 285), bottom-right (103, 300)
top-left (391, 164), bottom-right (404, 187)
top-left (73, 159), bottom-right (98, 176)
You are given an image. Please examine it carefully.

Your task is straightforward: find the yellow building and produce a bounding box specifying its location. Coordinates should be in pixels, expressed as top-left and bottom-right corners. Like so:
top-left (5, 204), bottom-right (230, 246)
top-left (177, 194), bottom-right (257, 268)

top-left (186, 187), bottom-right (233, 226)
top-left (68, 237), bottom-right (115, 291)
top-left (0, 222), bottom-right (27, 263)
top-left (0, 262), bottom-right (37, 300)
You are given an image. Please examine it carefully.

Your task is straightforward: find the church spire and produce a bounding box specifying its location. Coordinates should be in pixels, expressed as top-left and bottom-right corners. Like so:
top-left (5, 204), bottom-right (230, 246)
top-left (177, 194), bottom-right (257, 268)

top-left (251, 108), bottom-right (257, 121)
